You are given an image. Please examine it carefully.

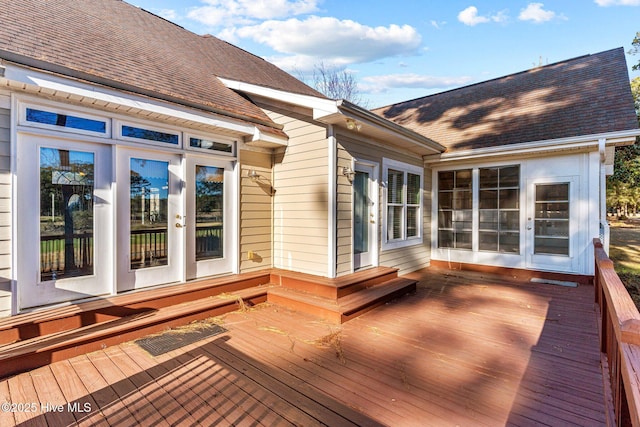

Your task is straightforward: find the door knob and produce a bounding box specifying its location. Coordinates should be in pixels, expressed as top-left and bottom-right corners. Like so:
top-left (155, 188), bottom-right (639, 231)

top-left (175, 223), bottom-right (183, 228)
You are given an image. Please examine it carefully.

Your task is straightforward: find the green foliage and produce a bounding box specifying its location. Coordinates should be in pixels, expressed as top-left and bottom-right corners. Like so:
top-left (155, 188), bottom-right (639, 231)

top-left (632, 32), bottom-right (640, 71)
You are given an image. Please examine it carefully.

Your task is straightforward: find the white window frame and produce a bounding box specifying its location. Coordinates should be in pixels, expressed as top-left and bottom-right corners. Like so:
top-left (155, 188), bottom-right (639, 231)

top-left (185, 132), bottom-right (236, 157)
top-left (115, 119), bottom-right (182, 148)
top-left (382, 158), bottom-right (423, 250)
top-left (18, 101), bottom-right (111, 138)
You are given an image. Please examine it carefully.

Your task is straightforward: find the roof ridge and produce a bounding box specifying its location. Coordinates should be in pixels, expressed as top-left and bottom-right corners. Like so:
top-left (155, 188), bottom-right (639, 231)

top-left (374, 47), bottom-right (623, 111)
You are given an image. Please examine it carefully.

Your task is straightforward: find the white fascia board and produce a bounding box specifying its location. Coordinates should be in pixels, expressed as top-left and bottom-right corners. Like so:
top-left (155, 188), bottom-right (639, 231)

top-left (218, 77), bottom-right (339, 118)
top-left (424, 129), bottom-right (640, 164)
top-left (3, 63), bottom-right (256, 135)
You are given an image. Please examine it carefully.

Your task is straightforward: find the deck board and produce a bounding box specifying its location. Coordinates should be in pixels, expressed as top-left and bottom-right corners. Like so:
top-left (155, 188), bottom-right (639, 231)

top-left (0, 268), bottom-right (607, 426)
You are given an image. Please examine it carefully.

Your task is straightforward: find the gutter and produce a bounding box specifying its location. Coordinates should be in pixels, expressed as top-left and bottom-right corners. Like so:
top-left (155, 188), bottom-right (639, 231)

top-left (424, 129), bottom-right (640, 164)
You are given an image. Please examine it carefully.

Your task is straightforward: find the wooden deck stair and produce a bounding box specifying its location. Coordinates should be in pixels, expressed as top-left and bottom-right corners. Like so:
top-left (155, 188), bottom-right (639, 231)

top-left (0, 271), bottom-right (273, 379)
top-left (268, 267), bottom-right (417, 324)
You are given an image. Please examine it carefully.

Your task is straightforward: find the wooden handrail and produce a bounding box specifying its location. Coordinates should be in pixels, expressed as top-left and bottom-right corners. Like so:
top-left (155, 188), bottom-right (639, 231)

top-left (594, 238), bottom-right (640, 427)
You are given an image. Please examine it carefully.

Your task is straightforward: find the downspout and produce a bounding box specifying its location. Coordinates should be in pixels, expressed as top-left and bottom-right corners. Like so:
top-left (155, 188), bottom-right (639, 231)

top-left (328, 125), bottom-right (337, 278)
top-left (599, 138), bottom-right (610, 253)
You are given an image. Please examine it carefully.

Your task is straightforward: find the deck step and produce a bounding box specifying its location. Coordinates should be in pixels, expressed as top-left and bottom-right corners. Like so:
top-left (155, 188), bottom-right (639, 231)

top-left (267, 277), bottom-right (417, 324)
top-left (0, 270), bottom-right (271, 346)
top-left (0, 285), bottom-right (272, 379)
top-left (270, 266), bottom-right (399, 299)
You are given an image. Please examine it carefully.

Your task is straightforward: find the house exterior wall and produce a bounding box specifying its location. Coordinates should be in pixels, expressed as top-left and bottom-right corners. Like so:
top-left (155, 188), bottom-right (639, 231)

top-left (239, 149), bottom-right (273, 273)
top-left (337, 133), bottom-right (432, 276)
top-left (430, 150), bottom-right (600, 276)
top-left (0, 89), bottom-right (11, 317)
top-left (257, 101), bottom-right (330, 276)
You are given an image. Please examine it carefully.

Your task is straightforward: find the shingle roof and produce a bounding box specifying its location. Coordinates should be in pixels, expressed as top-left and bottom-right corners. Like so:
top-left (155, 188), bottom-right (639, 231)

top-left (373, 48), bottom-right (638, 152)
top-left (0, 0), bottom-right (324, 133)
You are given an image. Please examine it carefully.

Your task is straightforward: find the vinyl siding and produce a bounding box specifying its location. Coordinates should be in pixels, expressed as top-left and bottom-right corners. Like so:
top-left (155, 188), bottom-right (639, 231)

top-left (258, 101), bottom-right (330, 277)
top-left (337, 133), bottom-right (431, 276)
top-left (0, 90), bottom-right (11, 317)
top-left (239, 149), bottom-right (273, 273)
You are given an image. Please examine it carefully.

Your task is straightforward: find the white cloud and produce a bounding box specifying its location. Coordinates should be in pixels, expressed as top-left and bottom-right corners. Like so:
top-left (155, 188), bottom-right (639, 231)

top-left (518, 3), bottom-right (561, 23)
top-left (430, 20), bottom-right (446, 30)
top-left (186, 0), bottom-right (319, 27)
top-left (360, 74), bottom-right (473, 94)
top-left (236, 17), bottom-right (422, 65)
top-left (458, 6), bottom-right (508, 26)
top-left (595, 0), bottom-right (640, 5)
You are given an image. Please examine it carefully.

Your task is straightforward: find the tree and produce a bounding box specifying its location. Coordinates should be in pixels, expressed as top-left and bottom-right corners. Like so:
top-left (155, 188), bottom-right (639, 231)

top-left (299, 62), bottom-right (369, 107)
top-left (631, 31), bottom-right (640, 71)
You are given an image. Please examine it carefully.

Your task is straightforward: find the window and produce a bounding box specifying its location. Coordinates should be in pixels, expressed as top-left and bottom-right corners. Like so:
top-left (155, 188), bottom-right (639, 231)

top-left (122, 125), bottom-right (179, 145)
top-left (189, 137), bottom-right (234, 155)
top-left (438, 169), bottom-right (472, 249)
top-left (534, 183), bottom-right (569, 255)
top-left (24, 107), bottom-right (108, 136)
top-left (383, 159), bottom-right (423, 249)
top-left (479, 165), bottom-right (520, 253)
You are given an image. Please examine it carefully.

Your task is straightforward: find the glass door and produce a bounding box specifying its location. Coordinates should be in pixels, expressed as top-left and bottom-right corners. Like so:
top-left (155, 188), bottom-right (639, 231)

top-left (526, 177), bottom-right (578, 273)
top-left (117, 148), bottom-right (183, 291)
top-left (353, 162), bottom-right (378, 270)
top-left (17, 135), bottom-right (112, 309)
top-left (185, 155), bottom-right (235, 279)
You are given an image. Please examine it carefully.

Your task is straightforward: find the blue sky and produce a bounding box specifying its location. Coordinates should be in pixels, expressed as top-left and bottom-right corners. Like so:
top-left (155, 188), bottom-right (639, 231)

top-left (128, 0), bottom-right (640, 108)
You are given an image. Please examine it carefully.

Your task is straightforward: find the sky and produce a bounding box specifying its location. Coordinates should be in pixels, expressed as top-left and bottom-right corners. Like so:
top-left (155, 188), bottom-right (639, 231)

top-left (127, 0), bottom-right (640, 108)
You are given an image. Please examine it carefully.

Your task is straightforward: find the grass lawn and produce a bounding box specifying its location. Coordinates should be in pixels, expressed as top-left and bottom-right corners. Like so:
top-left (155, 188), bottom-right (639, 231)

top-left (608, 218), bottom-right (640, 308)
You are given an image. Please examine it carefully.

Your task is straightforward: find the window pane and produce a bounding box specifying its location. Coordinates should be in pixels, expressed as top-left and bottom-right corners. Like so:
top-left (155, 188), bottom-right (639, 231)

top-left (190, 137), bottom-right (233, 153)
top-left (500, 166), bottom-right (520, 187)
top-left (499, 189), bottom-right (519, 209)
top-left (535, 237), bottom-right (569, 255)
top-left (479, 190), bottom-right (498, 209)
top-left (354, 171), bottom-right (369, 254)
top-left (500, 211), bottom-right (520, 230)
top-left (196, 166), bottom-right (224, 261)
top-left (439, 230), bottom-right (453, 248)
top-left (387, 169), bottom-right (404, 204)
top-left (438, 211), bottom-right (452, 229)
top-left (40, 148), bottom-right (94, 281)
top-left (535, 220), bottom-right (569, 237)
top-left (536, 183), bottom-right (568, 201)
top-left (500, 232), bottom-right (520, 253)
top-left (27, 108), bottom-right (106, 133)
top-left (453, 189), bottom-right (472, 209)
top-left (536, 202), bottom-right (569, 219)
top-left (456, 232), bottom-right (472, 249)
top-left (122, 125), bottom-right (179, 145)
top-left (407, 173), bottom-right (421, 204)
top-left (456, 169), bottom-right (472, 189)
top-left (439, 171), bottom-right (454, 190)
top-left (479, 231), bottom-right (498, 251)
top-left (479, 210), bottom-right (498, 230)
top-left (130, 158), bottom-right (169, 269)
top-left (387, 206), bottom-right (403, 240)
top-left (479, 168), bottom-right (499, 188)
top-left (407, 206), bottom-right (419, 237)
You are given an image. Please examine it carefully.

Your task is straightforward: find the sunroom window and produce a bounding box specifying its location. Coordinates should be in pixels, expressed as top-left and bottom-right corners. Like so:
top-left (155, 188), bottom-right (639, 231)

top-left (479, 165), bottom-right (520, 253)
top-left (438, 169), bottom-right (472, 249)
top-left (383, 159), bottom-right (423, 249)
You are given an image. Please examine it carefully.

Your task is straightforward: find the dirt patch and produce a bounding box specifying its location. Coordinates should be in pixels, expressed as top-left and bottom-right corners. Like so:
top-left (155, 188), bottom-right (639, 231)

top-left (609, 219), bottom-right (640, 309)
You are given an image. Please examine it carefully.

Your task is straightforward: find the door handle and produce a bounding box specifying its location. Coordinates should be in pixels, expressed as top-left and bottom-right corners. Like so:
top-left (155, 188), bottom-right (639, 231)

top-left (175, 223), bottom-right (183, 228)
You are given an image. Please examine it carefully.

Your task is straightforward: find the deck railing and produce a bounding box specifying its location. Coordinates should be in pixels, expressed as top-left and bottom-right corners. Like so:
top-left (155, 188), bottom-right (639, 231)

top-left (594, 238), bottom-right (640, 427)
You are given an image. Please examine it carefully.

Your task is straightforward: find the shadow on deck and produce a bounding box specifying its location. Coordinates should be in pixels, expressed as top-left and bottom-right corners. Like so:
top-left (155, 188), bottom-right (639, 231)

top-left (0, 267), bottom-right (606, 426)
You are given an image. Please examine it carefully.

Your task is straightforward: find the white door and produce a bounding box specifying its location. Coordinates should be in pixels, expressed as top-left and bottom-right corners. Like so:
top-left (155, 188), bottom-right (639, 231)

top-left (185, 155), bottom-right (235, 280)
top-left (353, 162), bottom-right (378, 270)
top-left (17, 135), bottom-right (113, 309)
top-left (117, 148), bottom-right (183, 291)
top-left (525, 177), bottom-right (579, 273)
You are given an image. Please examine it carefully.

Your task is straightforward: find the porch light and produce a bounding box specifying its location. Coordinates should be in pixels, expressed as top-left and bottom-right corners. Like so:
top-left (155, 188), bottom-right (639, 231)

top-left (341, 166), bottom-right (355, 182)
top-left (345, 118), bottom-right (361, 131)
top-left (248, 168), bottom-right (260, 181)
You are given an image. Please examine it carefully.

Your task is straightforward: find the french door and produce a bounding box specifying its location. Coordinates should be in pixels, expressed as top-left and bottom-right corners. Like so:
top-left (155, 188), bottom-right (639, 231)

top-left (17, 135), bottom-right (113, 309)
top-left (116, 148), bottom-right (183, 291)
top-left (185, 155), bottom-right (235, 280)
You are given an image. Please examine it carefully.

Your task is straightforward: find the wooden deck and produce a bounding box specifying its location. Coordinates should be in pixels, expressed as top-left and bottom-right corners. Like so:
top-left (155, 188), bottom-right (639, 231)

top-left (0, 267), bottom-right (606, 426)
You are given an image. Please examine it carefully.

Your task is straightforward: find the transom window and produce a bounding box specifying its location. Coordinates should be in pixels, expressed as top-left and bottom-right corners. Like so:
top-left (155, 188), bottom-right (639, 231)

top-left (383, 159), bottom-right (423, 249)
top-left (23, 106), bottom-right (108, 136)
top-left (121, 124), bottom-right (179, 145)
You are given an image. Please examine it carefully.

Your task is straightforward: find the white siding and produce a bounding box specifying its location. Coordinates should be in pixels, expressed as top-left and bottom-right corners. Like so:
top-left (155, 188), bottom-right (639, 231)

top-left (0, 90), bottom-right (11, 317)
